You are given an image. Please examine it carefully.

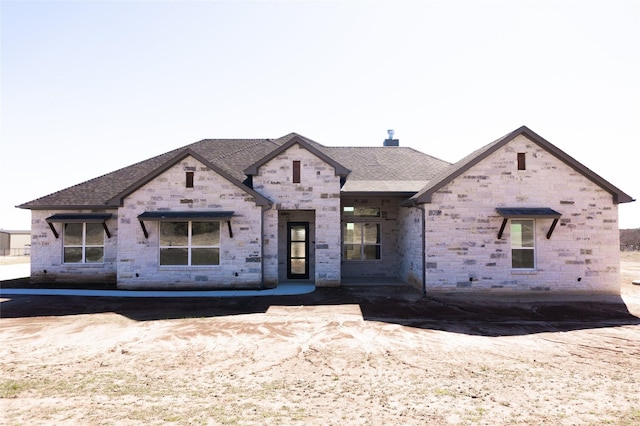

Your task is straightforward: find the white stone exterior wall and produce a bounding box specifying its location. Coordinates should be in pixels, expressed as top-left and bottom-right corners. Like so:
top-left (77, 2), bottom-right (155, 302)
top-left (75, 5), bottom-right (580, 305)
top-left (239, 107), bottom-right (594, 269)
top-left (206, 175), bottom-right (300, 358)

top-left (29, 209), bottom-right (118, 283)
top-left (252, 143), bottom-right (341, 286)
top-left (116, 156), bottom-right (264, 289)
top-left (397, 205), bottom-right (424, 290)
top-left (423, 135), bottom-right (621, 294)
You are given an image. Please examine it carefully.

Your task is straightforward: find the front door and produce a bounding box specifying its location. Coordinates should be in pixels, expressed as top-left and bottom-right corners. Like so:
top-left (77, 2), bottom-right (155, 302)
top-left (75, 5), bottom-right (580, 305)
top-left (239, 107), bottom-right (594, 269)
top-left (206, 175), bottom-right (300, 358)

top-left (287, 222), bottom-right (309, 279)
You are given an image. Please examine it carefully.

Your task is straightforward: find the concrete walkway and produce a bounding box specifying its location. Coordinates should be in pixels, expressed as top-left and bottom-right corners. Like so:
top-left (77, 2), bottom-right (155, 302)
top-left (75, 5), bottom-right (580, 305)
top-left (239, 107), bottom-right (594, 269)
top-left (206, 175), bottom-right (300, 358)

top-left (0, 263), bottom-right (315, 298)
top-left (0, 283), bottom-right (315, 298)
top-left (0, 263), bottom-right (29, 281)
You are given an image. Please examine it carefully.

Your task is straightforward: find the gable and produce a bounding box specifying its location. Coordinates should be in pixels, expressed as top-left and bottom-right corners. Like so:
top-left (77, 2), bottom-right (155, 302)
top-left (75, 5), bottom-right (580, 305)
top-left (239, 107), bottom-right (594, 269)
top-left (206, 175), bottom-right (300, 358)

top-left (109, 149), bottom-right (271, 207)
top-left (409, 126), bottom-right (634, 205)
top-left (244, 135), bottom-right (350, 177)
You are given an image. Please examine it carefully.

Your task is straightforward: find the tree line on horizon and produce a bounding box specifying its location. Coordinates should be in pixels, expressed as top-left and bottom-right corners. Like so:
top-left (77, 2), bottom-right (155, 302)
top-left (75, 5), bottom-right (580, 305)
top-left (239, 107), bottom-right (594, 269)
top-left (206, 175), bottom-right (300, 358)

top-left (621, 228), bottom-right (640, 251)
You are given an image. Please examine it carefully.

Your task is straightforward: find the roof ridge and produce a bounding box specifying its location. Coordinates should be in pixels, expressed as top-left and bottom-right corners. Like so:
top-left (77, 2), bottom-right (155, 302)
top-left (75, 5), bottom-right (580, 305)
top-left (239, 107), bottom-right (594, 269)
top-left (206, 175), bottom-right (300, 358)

top-left (327, 146), bottom-right (452, 166)
top-left (205, 139), bottom-right (280, 161)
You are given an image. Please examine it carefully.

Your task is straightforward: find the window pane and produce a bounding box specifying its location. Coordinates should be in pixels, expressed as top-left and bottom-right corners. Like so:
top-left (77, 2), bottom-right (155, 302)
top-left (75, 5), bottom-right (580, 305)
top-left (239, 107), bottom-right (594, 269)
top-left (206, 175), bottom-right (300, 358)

top-left (362, 223), bottom-right (380, 244)
top-left (192, 248), bottom-right (219, 265)
top-left (344, 244), bottom-right (362, 260)
top-left (160, 222), bottom-right (188, 246)
top-left (512, 249), bottom-right (534, 269)
top-left (343, 207), bottom-right (380, 217)
top-left (290, 226), bottom-right (306, 241)
top-left (511, 220), bottom-right (534, 248)
top-left (85, 247), bottom-right (104, 263)
top-left (521, 221), bottom-right (534, 247)
top-left (192, 222), bottom-right (219, 246)
top-left (355, 207), bottom-right (380, 217)
top-left (64, 223), bottom-right (83, 245)
top-left (85, 223), bottom-right (104, 245)
top-left (160, 248), bottom-right (188, 265)
top-left (343, 223), bottom-right (357, 244)
top-left (64, 247), bottom-right (83, 263)
top-left (363, 245), bottom-right (381, 260)
top-left (290, 259), bottom-right (306, 274)
top-left (343, 206), bottom-right (355, 215)
top-left (291, 242), bottom-right (306, 258)
top-left (351, 223), bottom-right (363, 242)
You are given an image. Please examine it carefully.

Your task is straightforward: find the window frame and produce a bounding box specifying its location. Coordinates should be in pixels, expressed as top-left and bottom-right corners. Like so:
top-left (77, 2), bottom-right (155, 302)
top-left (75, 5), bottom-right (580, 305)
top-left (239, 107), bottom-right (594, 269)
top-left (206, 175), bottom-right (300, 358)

top-left (159, 220), bottom-right (221, 267)
top-left (342, 206), bottom-right (382, 261)
top-left (510, 218), bottom-right (536, 270)
top-left (343, 222), bottom-right (381, 261)
top-left (63, 222), bottom-right (105, 264)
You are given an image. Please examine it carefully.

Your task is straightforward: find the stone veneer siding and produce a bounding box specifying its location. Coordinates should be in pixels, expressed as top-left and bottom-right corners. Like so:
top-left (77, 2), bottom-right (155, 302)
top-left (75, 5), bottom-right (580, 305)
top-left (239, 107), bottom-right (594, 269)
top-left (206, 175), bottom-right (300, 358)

top-left (252, 143), bottom-right (341, 287)
top-left (397, 205), bottom-right (424, 290)
top-left (423, 135), bottom-right (621, 294)
top-left (29, 209), bottom-right (118, 284)
top-left (116, 156), bottom-right (264, 289)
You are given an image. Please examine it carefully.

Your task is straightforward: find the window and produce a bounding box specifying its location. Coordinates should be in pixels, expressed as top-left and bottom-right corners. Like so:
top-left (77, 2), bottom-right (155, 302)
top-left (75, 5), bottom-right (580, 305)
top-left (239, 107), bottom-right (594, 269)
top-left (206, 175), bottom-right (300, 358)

top-left (511, 219), bottom-right (535, 269)
top-left (517, 153), bottom-right (526, 170)
top-left (160, 221), bottom-right (220, 266)
top-left (343, 222), bottom-right (381, 260)
top-left (186, 172), bottom-right (194, 188)
top-left (342, 206), bottom-right (382, 260)
top-left (343, 206), bottom-right (381, 217)
top-left (63, 223), bottom-right (104, 263)
top-left (292, 161), bottom-right (301, 183)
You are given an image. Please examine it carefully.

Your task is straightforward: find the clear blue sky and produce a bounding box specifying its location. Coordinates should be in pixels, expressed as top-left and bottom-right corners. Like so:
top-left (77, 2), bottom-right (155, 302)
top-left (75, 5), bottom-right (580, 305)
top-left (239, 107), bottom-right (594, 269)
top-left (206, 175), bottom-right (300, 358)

top-left (1, 0), bottom-right (638, 229)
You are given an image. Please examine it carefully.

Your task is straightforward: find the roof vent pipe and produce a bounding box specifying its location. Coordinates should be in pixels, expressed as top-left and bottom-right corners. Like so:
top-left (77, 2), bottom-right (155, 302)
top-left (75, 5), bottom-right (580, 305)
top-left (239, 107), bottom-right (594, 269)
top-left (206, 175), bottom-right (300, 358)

top-left (383, 129), bottom-right (399, 147)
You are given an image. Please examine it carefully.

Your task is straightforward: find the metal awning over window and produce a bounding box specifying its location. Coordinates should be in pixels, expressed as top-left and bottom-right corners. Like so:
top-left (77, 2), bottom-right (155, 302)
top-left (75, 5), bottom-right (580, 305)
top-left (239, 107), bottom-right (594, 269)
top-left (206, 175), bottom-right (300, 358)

top-left (45, 213), bottom-right (113, 239)
top-left (137, 211), bottom-right (234, 238)
top-left (496, 207), bottom-right (562, 240)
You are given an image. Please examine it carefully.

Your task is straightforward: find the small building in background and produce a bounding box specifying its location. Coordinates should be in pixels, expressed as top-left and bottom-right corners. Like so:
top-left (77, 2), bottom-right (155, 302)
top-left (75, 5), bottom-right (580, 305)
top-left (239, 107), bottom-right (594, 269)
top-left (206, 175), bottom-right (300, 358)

top-left (0, 230), bottom-right (31, 256)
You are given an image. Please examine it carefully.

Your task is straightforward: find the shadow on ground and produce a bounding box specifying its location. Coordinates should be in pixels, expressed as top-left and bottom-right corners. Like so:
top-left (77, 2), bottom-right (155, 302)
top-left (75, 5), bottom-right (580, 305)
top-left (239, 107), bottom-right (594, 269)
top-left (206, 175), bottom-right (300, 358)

top-left (2, 280), bottom-right (639, 337)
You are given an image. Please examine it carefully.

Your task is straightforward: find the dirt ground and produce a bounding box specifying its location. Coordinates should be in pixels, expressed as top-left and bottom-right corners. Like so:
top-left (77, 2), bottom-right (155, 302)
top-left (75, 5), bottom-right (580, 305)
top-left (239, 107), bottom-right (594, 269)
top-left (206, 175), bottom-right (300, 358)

top-left (1, 254), bottom-right (640, 425)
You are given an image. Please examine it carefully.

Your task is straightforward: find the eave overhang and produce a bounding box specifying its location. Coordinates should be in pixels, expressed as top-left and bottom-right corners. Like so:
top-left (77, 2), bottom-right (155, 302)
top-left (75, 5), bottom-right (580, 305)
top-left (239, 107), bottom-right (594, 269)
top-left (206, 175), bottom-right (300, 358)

top-left (496, 207), bottom-right (562, 240)
top-left (45, 213), bottom-right (113, 239)
top-left (136, 211), bottom-right (235, 239)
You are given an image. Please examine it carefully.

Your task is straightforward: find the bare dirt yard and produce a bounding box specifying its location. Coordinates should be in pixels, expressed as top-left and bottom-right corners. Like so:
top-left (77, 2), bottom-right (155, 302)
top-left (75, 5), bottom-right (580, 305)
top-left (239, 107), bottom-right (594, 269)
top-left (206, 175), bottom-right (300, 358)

top-left (1, 253), bottom-right (640, 425)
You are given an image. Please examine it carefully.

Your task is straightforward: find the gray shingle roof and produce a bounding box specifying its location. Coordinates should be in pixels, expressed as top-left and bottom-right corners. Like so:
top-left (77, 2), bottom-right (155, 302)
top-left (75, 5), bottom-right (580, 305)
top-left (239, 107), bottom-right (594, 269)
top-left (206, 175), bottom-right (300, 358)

top-left (24, 126), bottom-right (626, 210)
top-left (324, 146), bottom-right (450, 183)
top-left (19, 138), bottom-right (279, 209)
top-left (20, 132), bottom-right (450, 209)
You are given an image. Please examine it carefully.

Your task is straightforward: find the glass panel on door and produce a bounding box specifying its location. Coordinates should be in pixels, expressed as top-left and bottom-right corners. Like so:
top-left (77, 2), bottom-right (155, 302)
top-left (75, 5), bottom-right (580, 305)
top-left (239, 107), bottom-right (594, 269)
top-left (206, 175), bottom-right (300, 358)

top-left (287, 222), bottom-right (309, 279)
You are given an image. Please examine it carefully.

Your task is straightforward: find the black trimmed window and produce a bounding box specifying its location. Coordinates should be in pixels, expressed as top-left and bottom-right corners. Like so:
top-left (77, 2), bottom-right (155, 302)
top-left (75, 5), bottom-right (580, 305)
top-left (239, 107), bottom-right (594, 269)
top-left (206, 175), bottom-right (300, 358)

top-left (160, 221), bottom-right (220, 266)
top-left (63, 223), bottom-right (105, 263)
top-left (342, 206), bottom-right (382, 260)
top-left (517, 153), bottom-right (526, 170)
top-left (186, 171), bottom-right (194, 188)
top-left (343, 222), bottom-right (381, 260)
top-left (511, 219), bottom-right (535, 269)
